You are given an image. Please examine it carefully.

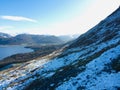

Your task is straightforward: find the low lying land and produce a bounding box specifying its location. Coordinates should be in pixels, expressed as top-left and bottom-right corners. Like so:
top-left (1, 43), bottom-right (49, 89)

top-left (0, 44), bottom-right (64, 69)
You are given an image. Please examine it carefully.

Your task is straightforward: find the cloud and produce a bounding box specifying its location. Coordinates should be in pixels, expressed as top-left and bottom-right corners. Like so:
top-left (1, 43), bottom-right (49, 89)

top-left (0, 26), bottom-right (14, 30)
top-left (1, 16), bottom-right (37, 23)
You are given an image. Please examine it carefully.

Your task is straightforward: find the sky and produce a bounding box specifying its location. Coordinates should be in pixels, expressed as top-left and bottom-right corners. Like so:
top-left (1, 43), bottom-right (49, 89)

top-left (0, 0), bottom-right (120, 36)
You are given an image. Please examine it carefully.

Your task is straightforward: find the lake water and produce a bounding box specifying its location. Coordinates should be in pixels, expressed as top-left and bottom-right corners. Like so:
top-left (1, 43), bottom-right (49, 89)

top-left (0, 45), bottom-right (34, 60)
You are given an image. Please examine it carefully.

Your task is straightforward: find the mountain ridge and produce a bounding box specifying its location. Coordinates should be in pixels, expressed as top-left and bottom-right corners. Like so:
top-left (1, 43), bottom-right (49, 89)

top-left (0, 34), bottom-right (64, 45)
top-left (0, 33), bottom-right (78, 45)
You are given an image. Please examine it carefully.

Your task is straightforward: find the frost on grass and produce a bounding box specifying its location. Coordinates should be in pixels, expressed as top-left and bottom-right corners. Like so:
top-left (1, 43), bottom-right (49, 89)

top-left (56, 45), bottom-right (120, 90)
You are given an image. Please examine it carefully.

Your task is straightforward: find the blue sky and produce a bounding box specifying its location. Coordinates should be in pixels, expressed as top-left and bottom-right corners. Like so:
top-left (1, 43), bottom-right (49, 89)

top-left (0, 0), bottom-right (119, 35)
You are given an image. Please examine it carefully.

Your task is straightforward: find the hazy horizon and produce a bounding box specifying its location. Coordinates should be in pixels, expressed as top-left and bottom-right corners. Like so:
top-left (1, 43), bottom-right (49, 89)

top-left (0, 0), bottom-right (119, 35)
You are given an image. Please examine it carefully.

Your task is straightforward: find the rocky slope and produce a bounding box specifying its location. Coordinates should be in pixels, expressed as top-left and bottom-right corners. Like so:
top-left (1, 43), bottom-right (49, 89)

top-left (0, 7), bottom-right (120, 90)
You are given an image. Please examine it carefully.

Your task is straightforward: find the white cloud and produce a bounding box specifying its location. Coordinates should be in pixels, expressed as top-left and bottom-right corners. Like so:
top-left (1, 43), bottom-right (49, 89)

top-left (0, 26), bottom-right (14, 30)
top-left (1, 16), bottom-right (37, 23)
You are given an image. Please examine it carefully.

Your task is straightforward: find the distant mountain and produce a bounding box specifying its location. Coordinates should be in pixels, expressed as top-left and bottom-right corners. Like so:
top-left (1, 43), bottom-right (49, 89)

top-left (0, 34), bottom-right (64, 45)
top-left (0, 32), bottom-right (12, 38)
top-left (0, 7), bottom-right (120, 90)
top-left (58, 35), bottom-right (79, 42)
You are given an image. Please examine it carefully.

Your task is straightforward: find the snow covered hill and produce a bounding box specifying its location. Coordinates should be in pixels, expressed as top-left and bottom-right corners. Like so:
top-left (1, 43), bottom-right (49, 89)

top-left (0, 7), bottom-right (120, 90)
top-left (0, 32), bottom-right (11, 38)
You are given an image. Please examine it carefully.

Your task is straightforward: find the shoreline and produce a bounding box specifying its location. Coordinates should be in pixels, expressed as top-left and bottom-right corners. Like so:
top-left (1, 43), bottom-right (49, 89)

top-left (0, 44), bottom-right (64, 71)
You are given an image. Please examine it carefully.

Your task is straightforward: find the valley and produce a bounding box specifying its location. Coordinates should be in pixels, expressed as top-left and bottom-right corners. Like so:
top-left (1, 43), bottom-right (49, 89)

top-left (0, 6), bottom-right (120, 90)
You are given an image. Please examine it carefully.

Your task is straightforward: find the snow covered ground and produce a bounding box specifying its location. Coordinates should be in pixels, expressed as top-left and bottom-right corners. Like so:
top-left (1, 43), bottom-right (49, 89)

top-left (0, 7), bottom-right (120, 90)
top-left (0, 35), bottom-right (119, 90)
top-left (56, 45), bottom-right (120, 90)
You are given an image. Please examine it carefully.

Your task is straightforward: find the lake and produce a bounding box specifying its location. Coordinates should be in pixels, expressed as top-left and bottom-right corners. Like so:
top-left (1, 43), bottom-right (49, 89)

top-left (0, 45), bottom-right (34, 60)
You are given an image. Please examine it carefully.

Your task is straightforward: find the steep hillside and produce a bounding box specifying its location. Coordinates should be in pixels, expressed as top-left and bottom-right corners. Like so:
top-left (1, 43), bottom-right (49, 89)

top-left (0, 7), bottom-right (120, 90)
